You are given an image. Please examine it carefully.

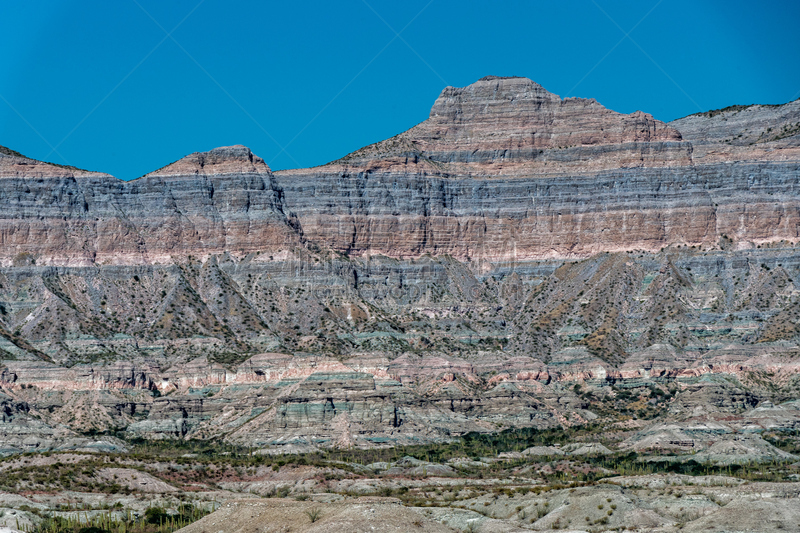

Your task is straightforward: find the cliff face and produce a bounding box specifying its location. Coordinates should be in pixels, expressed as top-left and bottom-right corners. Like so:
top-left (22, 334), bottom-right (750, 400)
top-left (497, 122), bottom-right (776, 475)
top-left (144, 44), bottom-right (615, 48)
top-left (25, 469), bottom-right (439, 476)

top-left (352, 75), bottom-right (690, 176)
top-left (0, 145), bottom-right (300, 266)
top-left (1, 78), bottom-right (798, 266)
top-left (275, 162), bottom-right (800, 260)
top-left (275, 77), bottom-right (799, 260)
top-left (0, 77), bottom-right (799, 450)
top-left (670, 97), bottom-right (800, 161)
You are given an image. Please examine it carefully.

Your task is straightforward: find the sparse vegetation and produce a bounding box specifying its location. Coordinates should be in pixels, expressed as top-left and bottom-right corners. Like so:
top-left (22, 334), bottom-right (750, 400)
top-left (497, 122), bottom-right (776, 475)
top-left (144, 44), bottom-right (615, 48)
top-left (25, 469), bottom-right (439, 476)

top-left (305, 508), bottom-right (322, 523)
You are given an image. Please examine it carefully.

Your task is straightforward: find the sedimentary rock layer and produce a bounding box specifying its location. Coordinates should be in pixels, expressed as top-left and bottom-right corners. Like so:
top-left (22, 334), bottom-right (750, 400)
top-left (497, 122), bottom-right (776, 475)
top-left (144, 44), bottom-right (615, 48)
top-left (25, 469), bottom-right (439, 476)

top-left (0, 145), bottom-right (299, 266)
top-left (1, 77), bottom-right (798, 266)
top-left (0, 76), bottom-right (799, 449)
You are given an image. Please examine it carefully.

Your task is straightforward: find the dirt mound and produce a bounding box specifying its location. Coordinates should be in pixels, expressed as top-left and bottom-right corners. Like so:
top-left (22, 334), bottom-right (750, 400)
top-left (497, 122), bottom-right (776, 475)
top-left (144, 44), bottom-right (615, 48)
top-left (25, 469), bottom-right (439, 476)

top-left (96, 468), bottom-right (179, 493)
top-left (521, 446), bottom-right (564, 457)
top-left (682, 500), bottom-right (800, 532)
top-left (175, 498), bottom-right (456, 533)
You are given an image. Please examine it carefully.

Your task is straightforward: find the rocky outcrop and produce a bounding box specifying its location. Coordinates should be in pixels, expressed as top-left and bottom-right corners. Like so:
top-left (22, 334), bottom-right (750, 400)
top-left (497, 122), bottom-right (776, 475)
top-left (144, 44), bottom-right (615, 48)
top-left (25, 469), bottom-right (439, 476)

top-left (144, 144), bottom-right (273, 177)
top-left (320, 75), bottom-right (691, 177)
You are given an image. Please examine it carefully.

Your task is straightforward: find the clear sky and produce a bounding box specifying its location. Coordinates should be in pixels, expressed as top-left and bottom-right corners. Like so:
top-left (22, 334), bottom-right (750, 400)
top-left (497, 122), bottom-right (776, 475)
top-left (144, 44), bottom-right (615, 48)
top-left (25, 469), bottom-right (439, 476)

top-left (1, 0), bottom-right (799, 179)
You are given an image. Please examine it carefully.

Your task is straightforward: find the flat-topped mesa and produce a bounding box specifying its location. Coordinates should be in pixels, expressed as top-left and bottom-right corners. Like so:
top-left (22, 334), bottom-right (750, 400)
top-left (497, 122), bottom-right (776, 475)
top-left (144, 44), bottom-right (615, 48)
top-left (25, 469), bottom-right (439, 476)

top-left (144, 145), bottom-right (272, 177)
top-left (320, 76), bottom-right (691, 177)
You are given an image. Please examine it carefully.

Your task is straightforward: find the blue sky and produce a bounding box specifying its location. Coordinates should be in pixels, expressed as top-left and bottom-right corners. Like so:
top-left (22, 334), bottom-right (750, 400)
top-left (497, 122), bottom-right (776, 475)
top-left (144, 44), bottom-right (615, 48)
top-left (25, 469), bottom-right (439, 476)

top-left (1, 0), bottom-right (799, 179)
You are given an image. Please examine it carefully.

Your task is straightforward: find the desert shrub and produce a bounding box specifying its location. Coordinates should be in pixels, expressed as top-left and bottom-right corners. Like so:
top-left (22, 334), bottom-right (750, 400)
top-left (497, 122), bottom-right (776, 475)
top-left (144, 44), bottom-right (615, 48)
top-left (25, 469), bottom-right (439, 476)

top-left (305, 508), bottom-right (322, 523)
top-left (145, 507), bottom-right (168, 524)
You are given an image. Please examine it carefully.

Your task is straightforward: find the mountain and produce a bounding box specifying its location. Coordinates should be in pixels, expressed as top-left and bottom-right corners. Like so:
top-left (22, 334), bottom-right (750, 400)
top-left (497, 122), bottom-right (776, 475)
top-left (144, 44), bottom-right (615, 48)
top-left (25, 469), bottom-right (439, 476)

top-left (0, 77), bottom-right (799, 452)
top-left (264, 76), bottom-right (800, 260)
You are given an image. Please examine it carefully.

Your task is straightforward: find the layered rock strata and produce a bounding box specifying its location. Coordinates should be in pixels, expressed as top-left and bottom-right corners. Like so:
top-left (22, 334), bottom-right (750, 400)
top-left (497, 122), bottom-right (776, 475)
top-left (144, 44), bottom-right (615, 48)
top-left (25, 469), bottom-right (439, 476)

top-left (275, 77), bottom-right (799, 259)
top-left (1, 77), bottom-right (798, 266)
top-left (0, 145), bottom-right (299, 266)
top-left (0, 77), bottom-right (799, 449)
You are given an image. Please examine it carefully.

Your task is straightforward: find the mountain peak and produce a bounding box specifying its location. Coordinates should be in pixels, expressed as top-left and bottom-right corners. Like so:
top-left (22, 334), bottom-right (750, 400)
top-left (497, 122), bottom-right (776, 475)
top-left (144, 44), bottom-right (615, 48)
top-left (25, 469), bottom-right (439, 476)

top-left (477, 75), bottom-right (530, 82)
top-left (429, 76), bottom-right (556, 120)
top-left (145, 145), bottom-right (271, 177)
top-left (311, 76), bottom-right (688, 177)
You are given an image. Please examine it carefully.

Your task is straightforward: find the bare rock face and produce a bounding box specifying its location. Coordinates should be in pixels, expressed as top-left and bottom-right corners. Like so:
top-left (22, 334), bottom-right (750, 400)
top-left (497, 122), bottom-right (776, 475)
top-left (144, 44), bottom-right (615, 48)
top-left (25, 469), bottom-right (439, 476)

top-left (144, 144), bottom-right (272, 177)
top-left (0, 77), bottom-right (800, 450)
top-left (0, 145), bottom-right (108, 179)
top-left (339, 75), bottom-right (690, 176)
top-left (0, 145), bottom-right (300, 266)
top-left (670, 98), bottom-right (800, 162)
top-left (1, 78), bottom-right (799, 266)
top-left (275, 77), bottom-right (800, 260)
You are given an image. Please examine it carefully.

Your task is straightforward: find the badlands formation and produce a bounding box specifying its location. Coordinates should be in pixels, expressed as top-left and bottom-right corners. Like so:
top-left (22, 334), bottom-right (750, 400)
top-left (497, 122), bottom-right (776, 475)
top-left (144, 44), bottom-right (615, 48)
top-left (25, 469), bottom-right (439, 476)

top-left (1, 77), bottom-right (800, 532)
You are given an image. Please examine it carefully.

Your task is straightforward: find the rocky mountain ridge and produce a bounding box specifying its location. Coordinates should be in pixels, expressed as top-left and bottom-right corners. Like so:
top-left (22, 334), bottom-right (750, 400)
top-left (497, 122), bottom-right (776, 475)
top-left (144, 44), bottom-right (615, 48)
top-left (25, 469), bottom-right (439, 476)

top-left (2, 77), bottom-right (799, 265)
top-left (314, 75), bottom-right (691, 177)
top-left (0, 76), bottom-right (799, 451)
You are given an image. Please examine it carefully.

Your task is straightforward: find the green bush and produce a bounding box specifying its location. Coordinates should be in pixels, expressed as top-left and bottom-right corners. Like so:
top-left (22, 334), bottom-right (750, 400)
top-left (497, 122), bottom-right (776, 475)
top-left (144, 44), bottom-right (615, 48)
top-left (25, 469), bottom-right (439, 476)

top-left (145, 507), bottom-right (168, 525)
